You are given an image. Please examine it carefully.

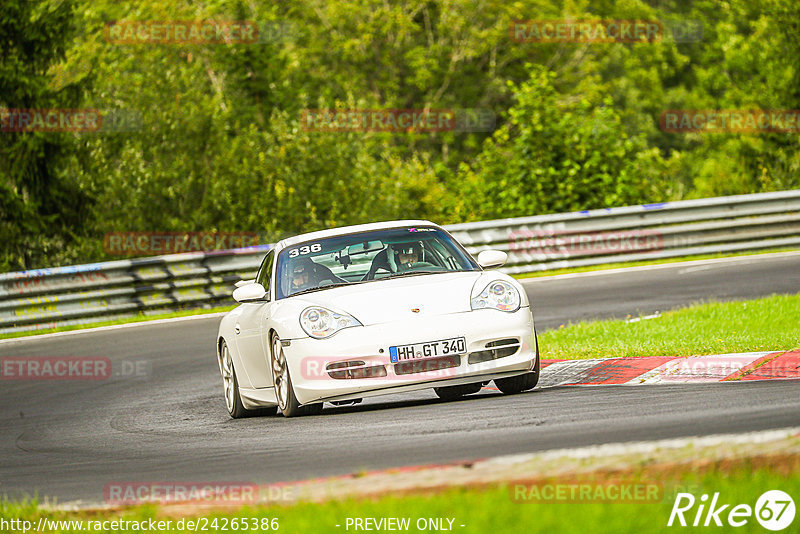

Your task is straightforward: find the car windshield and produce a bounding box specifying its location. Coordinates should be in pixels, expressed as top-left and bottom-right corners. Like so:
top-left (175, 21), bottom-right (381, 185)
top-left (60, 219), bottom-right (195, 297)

top-left (275, 226), bottom-right (479, 299)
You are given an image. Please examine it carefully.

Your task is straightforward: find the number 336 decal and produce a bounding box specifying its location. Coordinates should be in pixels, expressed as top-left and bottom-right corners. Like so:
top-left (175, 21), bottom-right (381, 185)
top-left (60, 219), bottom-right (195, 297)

top-left (288, 243), bottom-right (322, 257)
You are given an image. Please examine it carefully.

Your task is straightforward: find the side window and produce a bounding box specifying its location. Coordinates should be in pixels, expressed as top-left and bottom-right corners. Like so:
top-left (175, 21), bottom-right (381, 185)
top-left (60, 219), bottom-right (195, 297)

top-left (256, 249), bottom-right (274, 296)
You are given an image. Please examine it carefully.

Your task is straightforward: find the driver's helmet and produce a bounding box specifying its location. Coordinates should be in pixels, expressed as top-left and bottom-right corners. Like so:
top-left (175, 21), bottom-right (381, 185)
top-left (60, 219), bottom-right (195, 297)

top-left (289, 260), bottom-right (313, 290)
top-left (391, 243), bottom-right (421, 270)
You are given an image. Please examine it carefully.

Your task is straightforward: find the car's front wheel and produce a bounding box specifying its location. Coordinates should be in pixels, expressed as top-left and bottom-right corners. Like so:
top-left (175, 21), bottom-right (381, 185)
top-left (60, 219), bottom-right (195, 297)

top-left (220, 339), bottom-right (252, 419)
top-left (271, 333), bottom-right (323, 417)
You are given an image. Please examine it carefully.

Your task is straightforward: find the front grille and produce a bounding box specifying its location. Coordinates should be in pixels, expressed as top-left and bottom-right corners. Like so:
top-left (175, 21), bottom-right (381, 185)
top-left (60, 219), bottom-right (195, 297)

top-left (394, 355), bottom-right (460, 376)
top-left (468, 338), bottom-right (520, 364)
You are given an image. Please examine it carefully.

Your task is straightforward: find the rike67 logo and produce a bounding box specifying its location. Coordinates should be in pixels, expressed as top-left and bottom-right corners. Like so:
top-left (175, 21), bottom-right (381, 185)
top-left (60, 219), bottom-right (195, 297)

top-left (668, 490), bottom-right (795, 530)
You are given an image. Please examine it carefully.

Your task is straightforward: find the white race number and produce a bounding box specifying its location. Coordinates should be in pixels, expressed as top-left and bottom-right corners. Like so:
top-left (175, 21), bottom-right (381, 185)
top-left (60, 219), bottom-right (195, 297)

top-left (288, 243), bottom-right (322, 258)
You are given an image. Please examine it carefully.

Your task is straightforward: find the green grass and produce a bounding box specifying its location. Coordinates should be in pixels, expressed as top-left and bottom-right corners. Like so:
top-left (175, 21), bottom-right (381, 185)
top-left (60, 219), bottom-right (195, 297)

top-left (2, 464), bottom-right (798, 533)
top-left (0, 305), bottom-right (236, 340)
top-left (540, 294), bottom-right (800, 360)
top-left (513, 247), bottom-right (800, 279)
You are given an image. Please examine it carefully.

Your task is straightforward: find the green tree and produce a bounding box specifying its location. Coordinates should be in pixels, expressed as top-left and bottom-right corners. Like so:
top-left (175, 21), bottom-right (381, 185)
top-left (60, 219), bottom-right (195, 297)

top-left (3, 0), bottom-right (798, 272)
top-left (0, 0), bottom-right (92, 271)
top-left (450, 65), bottom-right (668, 221)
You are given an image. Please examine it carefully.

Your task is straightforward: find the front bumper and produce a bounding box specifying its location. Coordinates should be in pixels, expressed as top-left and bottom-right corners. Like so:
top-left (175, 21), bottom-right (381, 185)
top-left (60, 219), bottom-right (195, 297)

top-left (284, 307), bottom-right (536, 404)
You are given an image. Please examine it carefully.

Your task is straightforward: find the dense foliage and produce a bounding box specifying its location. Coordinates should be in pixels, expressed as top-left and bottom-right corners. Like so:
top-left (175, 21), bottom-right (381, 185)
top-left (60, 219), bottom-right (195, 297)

top-left (1, 0), bottom-right (798, 271)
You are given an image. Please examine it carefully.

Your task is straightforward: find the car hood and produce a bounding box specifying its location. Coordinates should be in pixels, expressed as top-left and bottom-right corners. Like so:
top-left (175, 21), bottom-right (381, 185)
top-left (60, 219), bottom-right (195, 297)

top-left (300, 271), bottom-right (484, 326)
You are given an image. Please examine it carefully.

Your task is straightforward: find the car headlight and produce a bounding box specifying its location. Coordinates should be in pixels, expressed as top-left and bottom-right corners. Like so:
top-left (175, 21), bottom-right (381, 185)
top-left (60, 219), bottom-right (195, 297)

top-left (471, 280), bottom-right (521, 312)
top-left (300, 307), bottom-right (362, 339)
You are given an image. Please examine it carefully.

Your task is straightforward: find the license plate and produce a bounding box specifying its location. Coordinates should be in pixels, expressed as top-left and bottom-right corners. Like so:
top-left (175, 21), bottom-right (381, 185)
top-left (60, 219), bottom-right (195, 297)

top-left (389, 337), bottom-right (466, 363)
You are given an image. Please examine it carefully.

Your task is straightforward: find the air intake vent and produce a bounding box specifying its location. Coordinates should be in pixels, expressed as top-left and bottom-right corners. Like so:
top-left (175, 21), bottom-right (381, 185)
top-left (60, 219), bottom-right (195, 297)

top-left (326, 360), bottom-right (387, 379)
top-left (468, 338), bottom-right (520, 364)
top-left (486, 338), bottom-right (517, 348)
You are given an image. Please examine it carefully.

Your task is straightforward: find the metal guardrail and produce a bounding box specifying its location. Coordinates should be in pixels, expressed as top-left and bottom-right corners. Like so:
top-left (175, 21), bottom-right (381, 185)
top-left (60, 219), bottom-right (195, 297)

top-left (2, 190), bottom-right (799, 334)
top-left (447, 189), bottom-right (800, 274)
top-left (0, 248), bottom-right (271, 334)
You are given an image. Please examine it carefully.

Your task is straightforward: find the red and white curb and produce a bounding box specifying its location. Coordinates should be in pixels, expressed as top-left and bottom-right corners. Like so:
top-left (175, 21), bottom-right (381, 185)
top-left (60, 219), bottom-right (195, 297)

top-left (539, 351), bottom-right (800, 387)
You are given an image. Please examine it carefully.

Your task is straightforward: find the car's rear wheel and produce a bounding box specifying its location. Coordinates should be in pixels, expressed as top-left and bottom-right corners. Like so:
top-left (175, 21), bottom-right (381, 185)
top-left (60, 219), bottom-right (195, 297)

top-left (434, 382), bottom-right (483, 400)
top-left (271, 333), bottom-right (323, 417)
top-left (494, 332), bottom-right (540, 395)
top-left (220, 340), bottom-right (253, 419)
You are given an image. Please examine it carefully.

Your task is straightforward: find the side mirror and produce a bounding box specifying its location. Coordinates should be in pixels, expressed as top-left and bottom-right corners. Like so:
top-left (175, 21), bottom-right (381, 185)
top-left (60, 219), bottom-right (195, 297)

top-left (477, 250), bottom-right (508, 269)
top-left (234, 279), bottom-right (255, 288)
top-left (233, 282), bottom-right (268, 303)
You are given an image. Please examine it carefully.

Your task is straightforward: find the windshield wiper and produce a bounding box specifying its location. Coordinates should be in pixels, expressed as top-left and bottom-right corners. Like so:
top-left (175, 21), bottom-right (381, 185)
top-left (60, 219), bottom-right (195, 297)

top-left (289, 280), bottom-right (362, 298)
top-left (382, 270), bottom-right (460, 280)
top-left (289, 270), bottom-right (471, 296)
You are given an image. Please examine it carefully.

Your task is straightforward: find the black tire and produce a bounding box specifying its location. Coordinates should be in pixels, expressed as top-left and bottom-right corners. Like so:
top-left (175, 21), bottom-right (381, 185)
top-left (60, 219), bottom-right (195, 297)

top-left (220, 339), bottom-right (259, 418)
top-left (271, 332), bottom-right (323, 417)
top-left (434, 382), bottom-right (483, 400)
top-left (230, 367), bottom-right (278, 418)
top-left (494, 332), bottom-right (540, 395)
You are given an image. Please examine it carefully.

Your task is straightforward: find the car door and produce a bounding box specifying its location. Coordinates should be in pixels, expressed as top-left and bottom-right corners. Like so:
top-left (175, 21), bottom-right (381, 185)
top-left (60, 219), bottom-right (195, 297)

top-left (233, 249), bottom-right (275, 388)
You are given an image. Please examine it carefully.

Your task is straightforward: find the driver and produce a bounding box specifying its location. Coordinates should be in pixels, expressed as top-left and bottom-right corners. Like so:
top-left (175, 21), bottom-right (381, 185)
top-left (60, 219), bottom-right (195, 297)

top-left (289, 263), bottom-right (313, 291)
top-left (363, 243), bottom-right (423, 280)
top-left (394, 244), bottom-right (421, 270)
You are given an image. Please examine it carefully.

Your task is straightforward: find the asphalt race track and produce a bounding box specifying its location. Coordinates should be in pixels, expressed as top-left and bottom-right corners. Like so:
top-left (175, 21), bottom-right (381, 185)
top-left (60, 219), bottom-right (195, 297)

top-left (1, 253), bottom-right (799, 504)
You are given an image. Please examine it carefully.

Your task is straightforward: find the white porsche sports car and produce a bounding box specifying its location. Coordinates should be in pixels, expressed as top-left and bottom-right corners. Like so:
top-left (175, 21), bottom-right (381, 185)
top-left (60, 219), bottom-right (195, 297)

top-left (216, 220), bottom-right (539, 417)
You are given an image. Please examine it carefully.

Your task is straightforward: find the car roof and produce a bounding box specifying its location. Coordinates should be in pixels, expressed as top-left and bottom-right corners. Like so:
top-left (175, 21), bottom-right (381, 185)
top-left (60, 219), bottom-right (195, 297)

top-left (276, 220), bottom-right (439, 250)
